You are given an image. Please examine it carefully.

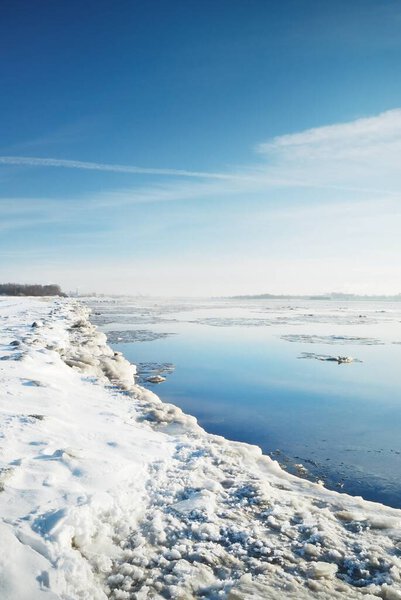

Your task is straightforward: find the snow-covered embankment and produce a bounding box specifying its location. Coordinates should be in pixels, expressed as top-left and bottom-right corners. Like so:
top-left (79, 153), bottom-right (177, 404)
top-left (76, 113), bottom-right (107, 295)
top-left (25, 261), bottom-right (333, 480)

top-left (1, 297), bottom-right (401, 600)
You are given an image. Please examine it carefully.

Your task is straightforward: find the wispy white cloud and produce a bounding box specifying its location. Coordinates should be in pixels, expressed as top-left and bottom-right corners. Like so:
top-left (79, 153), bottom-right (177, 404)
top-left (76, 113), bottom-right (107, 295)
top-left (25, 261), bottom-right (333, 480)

top-left (3, 106), bottom-right (401, 238)
top-left (258, 109), bottom-right (401, 157)
top-left (257, 108), bottom-right (401, 191)
top-left (0, 156), bottom-right (237, 180)
top-left (2, 109), bottom-right (401, 296)
top-left (0, 215), bottom-right (64, 232)
top-left (0, 198), bottom-right (61, 215)
top-left (2, 108), bottom-right (401, 199)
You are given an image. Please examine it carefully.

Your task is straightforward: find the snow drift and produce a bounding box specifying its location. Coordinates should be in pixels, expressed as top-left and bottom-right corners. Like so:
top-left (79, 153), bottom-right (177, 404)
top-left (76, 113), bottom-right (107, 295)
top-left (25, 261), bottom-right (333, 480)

top-left (0, 297), bottom-right (401, 599)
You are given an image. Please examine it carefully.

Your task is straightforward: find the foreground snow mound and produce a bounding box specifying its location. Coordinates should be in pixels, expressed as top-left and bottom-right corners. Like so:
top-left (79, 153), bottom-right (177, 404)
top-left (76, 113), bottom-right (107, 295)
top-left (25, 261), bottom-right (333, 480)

top-left (1, 298), bottom-right (401, 600)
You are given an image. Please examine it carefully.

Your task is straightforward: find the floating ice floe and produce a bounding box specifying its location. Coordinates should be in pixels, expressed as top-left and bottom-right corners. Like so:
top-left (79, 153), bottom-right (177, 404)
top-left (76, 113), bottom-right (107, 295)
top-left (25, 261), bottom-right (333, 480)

top-left (145, 375), bottom-right (166, 384)
top-left (105, 329), bottom-right (176, 344)
top-left (137, 362), bottom-right (175, 386)
top-left (282, 334), bottom-right (383, 345)
top-left (299, 352), bottom-right (362, 364)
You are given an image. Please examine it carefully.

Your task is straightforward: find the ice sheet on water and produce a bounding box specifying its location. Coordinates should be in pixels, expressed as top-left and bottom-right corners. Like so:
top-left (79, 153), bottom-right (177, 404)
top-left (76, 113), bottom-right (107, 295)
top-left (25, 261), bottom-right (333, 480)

top-left (105, 329), bottom-right (176, 343)
top-left (188, 317), bottom-right (274, 327)
top-left (282, 334), bottom-right (383, 345)
top-left (91, 313), bottom-right (179, 326)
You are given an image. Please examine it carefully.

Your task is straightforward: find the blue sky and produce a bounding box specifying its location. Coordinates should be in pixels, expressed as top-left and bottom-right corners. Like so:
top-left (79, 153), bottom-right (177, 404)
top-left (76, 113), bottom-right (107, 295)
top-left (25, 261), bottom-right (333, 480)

top-left (1, 0), bottom-right (401, 295)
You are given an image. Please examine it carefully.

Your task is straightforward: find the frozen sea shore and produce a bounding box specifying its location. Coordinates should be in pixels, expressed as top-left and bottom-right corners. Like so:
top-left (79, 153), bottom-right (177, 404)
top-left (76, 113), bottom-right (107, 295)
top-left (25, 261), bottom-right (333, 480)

top-left (1, 297), bottom-right (401, 600)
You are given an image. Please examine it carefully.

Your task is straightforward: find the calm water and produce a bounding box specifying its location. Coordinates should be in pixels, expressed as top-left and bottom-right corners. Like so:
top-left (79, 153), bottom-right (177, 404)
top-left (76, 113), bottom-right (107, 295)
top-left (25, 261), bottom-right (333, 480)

top-left (88, 298), bottom-right (401, 508)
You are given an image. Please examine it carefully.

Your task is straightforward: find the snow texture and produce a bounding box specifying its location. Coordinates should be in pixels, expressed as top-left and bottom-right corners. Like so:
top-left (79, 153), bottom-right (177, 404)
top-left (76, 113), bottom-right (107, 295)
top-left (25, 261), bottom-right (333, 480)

top-left (1, 297), bottom-right (401, 599)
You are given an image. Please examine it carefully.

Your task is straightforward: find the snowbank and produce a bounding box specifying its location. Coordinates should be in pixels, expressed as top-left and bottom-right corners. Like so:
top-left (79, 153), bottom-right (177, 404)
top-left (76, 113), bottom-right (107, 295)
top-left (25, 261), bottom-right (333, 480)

top-left (1, 297), bottom-right (401, 599)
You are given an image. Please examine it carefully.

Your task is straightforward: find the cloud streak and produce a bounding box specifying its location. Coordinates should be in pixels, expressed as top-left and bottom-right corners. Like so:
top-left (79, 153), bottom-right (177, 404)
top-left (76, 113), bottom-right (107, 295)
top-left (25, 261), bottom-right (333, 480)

top-left (0, 152), bottom-right (399, 200)
top-left (0, 156), bottom-right (237, 180)
top-left (2, 109), bottom-right (401, 295)
top-left (2, 107), bottom-right (401, 198)
top-left (1, 108), bottom-right (401, 224)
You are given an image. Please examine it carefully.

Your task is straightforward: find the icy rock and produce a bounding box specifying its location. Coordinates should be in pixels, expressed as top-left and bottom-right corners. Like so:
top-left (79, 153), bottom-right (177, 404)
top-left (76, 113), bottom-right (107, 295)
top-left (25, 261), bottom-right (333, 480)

top-left (309, 561), bottom-right (338, 579)
top-left (164, 548), bottom-right (182, 561)
top-left (304, 543), bottom-right (321, 557)
top-left (111, 590), bottom-right (130, 599)
top-left (266, 515), bottom-right (281, 530)
top-left (107, 573), bottom-right (125, 586)
top-left (381, 585), bottom-right (401, 600)
top-left (172, 490), bottom-right (216, 517)
top-left (369, 516), bottom-right (399, 530)
top-left (336, 510), bottom-right (365, 522)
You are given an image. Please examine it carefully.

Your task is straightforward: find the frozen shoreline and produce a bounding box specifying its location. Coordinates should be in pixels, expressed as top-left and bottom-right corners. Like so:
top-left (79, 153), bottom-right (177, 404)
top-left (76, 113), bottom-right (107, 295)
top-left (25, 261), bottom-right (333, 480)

top-left (1, 297), bottom-right (401, 599)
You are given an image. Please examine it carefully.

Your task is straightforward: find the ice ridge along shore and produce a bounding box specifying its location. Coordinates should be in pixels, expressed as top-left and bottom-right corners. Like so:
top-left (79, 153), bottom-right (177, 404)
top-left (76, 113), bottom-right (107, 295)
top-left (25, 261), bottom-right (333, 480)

top-left (1, 297), bottom-right (401, 600)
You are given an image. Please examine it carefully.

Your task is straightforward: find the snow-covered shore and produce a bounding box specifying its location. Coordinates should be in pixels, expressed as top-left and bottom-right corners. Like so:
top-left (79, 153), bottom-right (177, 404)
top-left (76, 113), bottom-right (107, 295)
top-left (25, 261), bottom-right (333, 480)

top-left (1, 297), bottom-right (401, 600)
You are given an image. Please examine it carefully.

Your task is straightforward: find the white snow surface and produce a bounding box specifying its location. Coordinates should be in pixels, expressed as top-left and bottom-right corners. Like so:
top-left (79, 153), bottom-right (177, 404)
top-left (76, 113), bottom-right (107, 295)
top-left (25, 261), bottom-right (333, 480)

top-left (1, 297), bottom-right (401, 600)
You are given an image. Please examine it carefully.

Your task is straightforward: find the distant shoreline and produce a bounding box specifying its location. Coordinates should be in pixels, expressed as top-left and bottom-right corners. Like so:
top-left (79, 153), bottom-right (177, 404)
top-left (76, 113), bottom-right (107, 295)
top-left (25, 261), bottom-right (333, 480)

top-left (229, 293), bottom-right (401, 301)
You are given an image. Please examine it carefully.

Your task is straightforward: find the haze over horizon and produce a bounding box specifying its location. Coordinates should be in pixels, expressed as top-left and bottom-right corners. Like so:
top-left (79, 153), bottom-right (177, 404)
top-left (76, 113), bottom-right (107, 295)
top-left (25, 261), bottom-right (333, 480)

top-left (1, 0), bottom-right (401, 296)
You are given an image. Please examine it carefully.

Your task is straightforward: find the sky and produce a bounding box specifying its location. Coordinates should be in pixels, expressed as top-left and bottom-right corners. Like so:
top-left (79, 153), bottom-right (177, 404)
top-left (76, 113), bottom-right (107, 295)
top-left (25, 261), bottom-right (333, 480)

top-left (1, 0), bottom-right (401, 296)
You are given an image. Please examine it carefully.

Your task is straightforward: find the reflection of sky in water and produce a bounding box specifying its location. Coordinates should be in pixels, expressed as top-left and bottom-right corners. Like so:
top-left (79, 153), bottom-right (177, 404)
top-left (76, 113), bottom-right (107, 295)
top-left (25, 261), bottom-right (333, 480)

top-left (90, 299), bottom-right (401, 508)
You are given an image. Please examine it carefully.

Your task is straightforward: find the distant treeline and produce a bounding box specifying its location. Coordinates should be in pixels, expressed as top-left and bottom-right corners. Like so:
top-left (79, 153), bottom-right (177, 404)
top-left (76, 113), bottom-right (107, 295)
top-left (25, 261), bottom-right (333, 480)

top-left (0, 283), bottom-right (66, 297)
